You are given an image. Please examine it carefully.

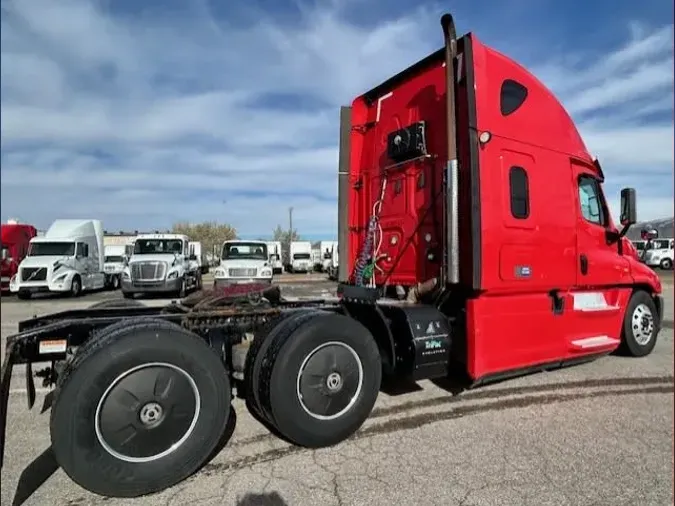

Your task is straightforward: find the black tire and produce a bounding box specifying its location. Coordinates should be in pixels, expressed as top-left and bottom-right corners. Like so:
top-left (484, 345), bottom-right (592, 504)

top-left (88, 299), bottom-right (146, 310)
top-left (243, 310), bottom-right (317, 438)
top-left (617, 290), bottom-right (659, 357)
top-left (70, 275), bottom-right (82, 297)
top-left (258, 312), bottom-right (381, 448)
top-left (50, 319), bottom-right (231, 498)
top-left (17, 290), bottom-right (31, 300)
top-left (660, 258), bottom-right (672, 270)
top-left (111, 275), bottom-right (121, 290)
top-left (122, 291), bottom-right (135, 299)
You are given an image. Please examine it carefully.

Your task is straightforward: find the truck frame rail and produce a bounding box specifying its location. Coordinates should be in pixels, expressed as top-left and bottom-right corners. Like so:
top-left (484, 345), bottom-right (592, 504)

top-left (0, 283), bottom-right (335, 471)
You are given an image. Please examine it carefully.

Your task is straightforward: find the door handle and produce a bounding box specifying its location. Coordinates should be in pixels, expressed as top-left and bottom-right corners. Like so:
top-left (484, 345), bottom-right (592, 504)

top-left (580, 254), bottom-right (588, 275)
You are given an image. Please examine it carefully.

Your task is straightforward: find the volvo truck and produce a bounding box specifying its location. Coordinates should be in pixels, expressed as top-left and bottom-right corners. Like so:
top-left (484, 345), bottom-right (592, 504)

top-left (0, 14), bottom-right (663, 504)
top-left (9, 219), bottom-right (105, 299)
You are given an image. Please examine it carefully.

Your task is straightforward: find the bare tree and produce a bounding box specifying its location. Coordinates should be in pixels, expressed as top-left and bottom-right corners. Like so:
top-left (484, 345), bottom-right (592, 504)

top-left (272, 225), bottom-right (300, 264)
top-left (172, 221), bottom-right (237, 259)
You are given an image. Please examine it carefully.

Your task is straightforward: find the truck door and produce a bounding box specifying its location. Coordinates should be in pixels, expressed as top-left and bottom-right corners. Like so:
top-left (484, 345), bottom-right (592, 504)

top-left (76, 242), bottom-right (91, 288)
top-left (573, 165), bottom-right (631, 287)
top-left (570, 161), bottom-right (631, 350)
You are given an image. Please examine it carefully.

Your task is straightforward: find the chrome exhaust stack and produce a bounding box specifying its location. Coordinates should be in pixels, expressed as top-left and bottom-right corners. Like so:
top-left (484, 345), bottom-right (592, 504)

top-left (440, 13), bottom-right (460, 285)
top-left (337, 106), bottom-right (351, 283)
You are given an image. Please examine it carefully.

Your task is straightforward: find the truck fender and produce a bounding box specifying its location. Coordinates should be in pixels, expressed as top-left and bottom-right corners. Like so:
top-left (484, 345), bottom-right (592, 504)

top-left (341, 302), bottom-right (396, 376)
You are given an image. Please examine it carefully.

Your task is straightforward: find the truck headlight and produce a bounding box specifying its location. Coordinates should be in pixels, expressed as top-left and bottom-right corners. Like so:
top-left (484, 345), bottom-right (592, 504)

top-left (214, 269), bottom-right (226, 278)
top-left (260, 268), bottom-right (272, 278)
top-left (122, 270), bottom-right (130, 279)
top-left (167, 270), bottom-right (179, 280)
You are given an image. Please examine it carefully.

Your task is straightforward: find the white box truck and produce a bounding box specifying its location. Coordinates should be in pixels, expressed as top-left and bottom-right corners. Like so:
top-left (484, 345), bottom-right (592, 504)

top-left (213, 240), bottom-right (274, 288)
top-left (122, 233), bottom-right (202, 299)
top-left (265, 241), bottom-right (284, 274)
top-left (10, 219), bottom-right (106, 299)
top-left (290, 241), bottom-right (312, 273)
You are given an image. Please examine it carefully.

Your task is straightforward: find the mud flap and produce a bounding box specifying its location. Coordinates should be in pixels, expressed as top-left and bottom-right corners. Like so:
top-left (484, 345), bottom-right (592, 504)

top-left (0, 342), bottom-right (15, 468)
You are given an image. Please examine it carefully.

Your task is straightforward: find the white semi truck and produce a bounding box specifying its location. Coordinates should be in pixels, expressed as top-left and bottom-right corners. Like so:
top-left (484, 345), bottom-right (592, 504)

top-left (189, 241), bottom-right (209, 274)
top-left (213, 240), bottom-right (274, 288)
top-left (103, 244), bottom-right (129, 290)
top-left (121, 233), bottom-right (202, 299)
top-left (10, 219), bottom-right (106, 299)
top-left (643, 238), bottom-right (674, 270)
top-left (319, 240), bottom-right (338, 272)
top-left (289, 241), bottom-right (312, 273)
top-left (265, 241), bottom-right (284, 274)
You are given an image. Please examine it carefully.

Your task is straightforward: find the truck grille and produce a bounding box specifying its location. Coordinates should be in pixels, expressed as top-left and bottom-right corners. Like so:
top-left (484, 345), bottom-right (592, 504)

top-left (131, 261), bottom-right (166, 281)
top-left (21, 267), bottom-right (47, 282)
top-left (228, 268), bottom-right (257, 277)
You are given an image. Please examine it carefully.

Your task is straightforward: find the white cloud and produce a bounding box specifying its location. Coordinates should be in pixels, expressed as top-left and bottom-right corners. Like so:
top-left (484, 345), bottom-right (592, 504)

top-left (1, 0), bottom-right (673, 239)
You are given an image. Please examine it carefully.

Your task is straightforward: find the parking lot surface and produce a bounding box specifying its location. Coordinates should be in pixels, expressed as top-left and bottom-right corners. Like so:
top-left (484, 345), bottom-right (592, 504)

top-left (1, 274), bottom-right (673, 506)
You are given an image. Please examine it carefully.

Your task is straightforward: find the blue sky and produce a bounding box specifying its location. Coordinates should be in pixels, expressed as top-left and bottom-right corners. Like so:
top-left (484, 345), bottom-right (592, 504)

top-left (1, 0), bottom-right (673, 241)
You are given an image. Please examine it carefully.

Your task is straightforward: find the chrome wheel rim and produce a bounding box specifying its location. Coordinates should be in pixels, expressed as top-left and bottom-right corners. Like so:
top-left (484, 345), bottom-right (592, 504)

top-left (632, 303), bottom-right (654, 346)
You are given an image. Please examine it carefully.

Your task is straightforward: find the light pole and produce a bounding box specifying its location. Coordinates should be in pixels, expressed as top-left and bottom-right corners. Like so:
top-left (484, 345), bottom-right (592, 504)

top-left (288, 207), bottom-right (294, 239)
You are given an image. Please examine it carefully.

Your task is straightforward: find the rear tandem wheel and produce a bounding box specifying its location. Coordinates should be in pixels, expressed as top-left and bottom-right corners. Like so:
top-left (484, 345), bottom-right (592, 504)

top-left (245, 310), bottom-right (382, 448)
top-left (49, 318), bottom-right (232, 498)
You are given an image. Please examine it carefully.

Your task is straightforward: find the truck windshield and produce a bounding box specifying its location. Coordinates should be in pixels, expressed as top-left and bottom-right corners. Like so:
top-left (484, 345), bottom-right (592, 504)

top-left (293, 253), bottom-right (311, 260)
top-left (633, 242), bottom-right (646, 251)
top-left (134, 239), bottom-right (183, 255)
top-left (653, 239), bottom-right (671, 250)
top-left (105, 256), bottom-right (124, 263)
top-left (222, 243), bottom-right (268, 260)
top-left (28, 242), bottom-right (75, 256)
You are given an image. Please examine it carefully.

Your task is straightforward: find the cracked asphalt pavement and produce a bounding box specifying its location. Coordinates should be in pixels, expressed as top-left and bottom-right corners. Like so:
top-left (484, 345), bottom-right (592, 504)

top-left (1, 274), bottom-right (673, 506)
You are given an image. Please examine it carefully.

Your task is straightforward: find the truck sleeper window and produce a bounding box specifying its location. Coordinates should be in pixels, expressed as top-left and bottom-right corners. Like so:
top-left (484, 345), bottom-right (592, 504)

top-left (578, 175), bottom-right (606, 226)
top-left (500, 79), bottom-right (528, 116)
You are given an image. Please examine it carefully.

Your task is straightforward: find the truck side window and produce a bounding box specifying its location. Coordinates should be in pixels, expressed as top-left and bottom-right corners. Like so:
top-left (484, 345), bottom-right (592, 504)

top-left (578, 175), bottom-right (606, 226)
top-left (76, 243), bottom-right (89, 257)
top-left (509, 166), bottom-right (529, 219)
top-left (500, 79), bottom-right (528, 116)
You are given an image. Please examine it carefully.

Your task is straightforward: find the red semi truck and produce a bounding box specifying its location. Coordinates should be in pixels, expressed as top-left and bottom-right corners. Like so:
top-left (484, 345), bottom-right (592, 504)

top-left (0, 221), bottom-right (38, 294)
top-left (0, 13), bottom-right (663, 502)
